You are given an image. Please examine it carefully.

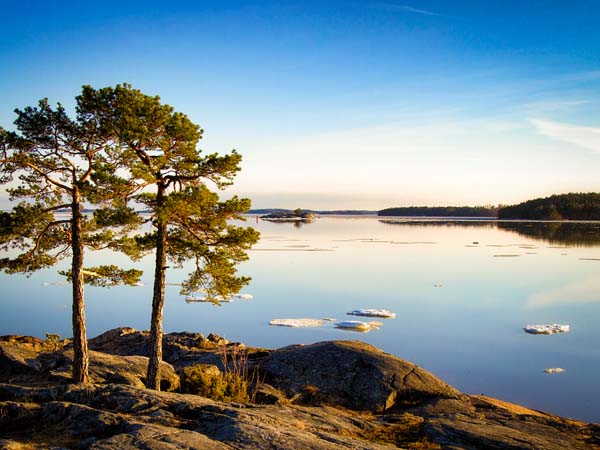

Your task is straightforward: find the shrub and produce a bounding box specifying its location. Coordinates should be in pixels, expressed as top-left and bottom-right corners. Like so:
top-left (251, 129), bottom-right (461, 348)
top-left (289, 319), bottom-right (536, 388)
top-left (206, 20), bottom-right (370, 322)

top-left (44, 332), bottom-right (62, 351)
top-left (181, 365), bottom-right (249, 403)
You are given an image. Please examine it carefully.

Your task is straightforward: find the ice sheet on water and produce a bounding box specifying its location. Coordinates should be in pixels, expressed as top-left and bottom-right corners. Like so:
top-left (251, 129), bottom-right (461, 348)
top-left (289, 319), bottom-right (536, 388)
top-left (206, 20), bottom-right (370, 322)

top-left (523, 324), bottom-right (570, 335)
top-left (334, 320), bottom-right (383, 332)
top-left (185, 293), bottom-right (253, 303)
top-left (269, 318), bottom-right (325, 328)
top-left (347, 309), bottom-right (396, 318)
top-left (42, 281), bottom-right (70, 286)
top-left (231, 293), bottom-right (253, 300)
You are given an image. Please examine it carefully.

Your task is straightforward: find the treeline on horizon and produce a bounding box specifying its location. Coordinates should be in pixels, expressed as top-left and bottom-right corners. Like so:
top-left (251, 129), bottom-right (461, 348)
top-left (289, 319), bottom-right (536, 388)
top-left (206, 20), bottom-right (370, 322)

top-left (497, 193), bottom-right (600, 220)
top-left (378, 206), bottom-right (498, 217)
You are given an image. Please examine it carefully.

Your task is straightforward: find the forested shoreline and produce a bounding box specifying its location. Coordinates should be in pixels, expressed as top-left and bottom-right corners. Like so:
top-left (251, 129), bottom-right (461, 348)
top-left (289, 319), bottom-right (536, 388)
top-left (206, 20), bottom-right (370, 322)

top-left (497, 193), bottom-right (600, 220)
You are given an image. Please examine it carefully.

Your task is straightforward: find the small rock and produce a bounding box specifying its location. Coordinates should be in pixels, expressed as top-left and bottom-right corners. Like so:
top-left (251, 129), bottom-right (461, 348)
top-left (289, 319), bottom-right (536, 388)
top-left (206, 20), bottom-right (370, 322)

top-left (206, 333), bottom-right (229, 346)
top-left (252, 383), bottom-right (288, 405)
top-left (0, 342), bottom-right (43, 375)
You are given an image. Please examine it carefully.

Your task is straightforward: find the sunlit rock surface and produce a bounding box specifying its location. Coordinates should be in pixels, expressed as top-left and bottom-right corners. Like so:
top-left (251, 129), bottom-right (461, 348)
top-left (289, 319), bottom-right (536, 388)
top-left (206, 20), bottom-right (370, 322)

top-left (1, 328), bottom-right (598, 449)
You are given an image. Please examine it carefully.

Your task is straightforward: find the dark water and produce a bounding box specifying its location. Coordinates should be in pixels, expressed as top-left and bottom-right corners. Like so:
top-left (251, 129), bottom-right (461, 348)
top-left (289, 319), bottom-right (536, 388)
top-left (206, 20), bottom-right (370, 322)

top-left (1, 217), bottom-right (599, 422)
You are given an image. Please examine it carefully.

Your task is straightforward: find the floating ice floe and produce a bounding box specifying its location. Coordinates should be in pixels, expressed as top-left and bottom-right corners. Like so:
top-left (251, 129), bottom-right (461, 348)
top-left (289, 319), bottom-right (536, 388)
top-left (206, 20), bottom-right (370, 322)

top-left (544, 368), bottom-right (565, 374)
top-left (269, 318), bottom-right (324, 328)
top-left (523, 324), bottom-right (570, 335)
top-left (347, 309), bottom-right (396, 318)
top-left (185, 293), bottom-right (252, 303)
top-left (42, 281), bottom-right (70, 287)
top-left (334, 320), bottom-right (383, 332)
top-left (185, 296), bottom-right (216, 303)
top-left (231, 293), bottom-right (253, 300)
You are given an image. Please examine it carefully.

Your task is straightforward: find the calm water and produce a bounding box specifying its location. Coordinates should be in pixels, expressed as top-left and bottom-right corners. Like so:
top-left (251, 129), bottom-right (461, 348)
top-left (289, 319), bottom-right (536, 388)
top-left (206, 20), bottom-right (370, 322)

top-left (1, 216), bottom-right (600, 422)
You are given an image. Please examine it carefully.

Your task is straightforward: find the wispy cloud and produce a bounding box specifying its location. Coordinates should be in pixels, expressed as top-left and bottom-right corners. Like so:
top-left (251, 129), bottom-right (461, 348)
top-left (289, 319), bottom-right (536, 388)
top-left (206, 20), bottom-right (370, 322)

top-left (522, 99), bottom-right (590, 114)
top-left (374, 2), bottom-right (442, 17)
top-left (530, 118), bottom-right (600, 154)
top-left (527, 276), bottom-right (600, 308)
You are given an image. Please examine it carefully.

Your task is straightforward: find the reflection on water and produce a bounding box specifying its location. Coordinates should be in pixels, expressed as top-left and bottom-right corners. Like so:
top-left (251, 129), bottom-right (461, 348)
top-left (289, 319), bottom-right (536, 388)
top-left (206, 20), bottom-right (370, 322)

top-left (380, 219), bottom-right (600, 247)
top-left (527, 275), bottom-right (600, 308)
top-left (498, 222), bottom-right (600, 247)
top-left (260, 219), bottom-right (314, 228)
top-left (1, 216), bottom-right (600, 423)
top-left (379, 218), bottom-right (497, 228)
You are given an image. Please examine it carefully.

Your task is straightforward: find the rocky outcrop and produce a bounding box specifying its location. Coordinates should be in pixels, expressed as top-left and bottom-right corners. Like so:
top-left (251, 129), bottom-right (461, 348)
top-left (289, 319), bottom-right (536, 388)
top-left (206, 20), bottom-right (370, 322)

top-left (1, 382), bottom-right (598, 449)
top-left (0, 383), bottom-right (397, 449)
top-left (263, 341), bottom-right (462, 412)
top-left (0, 338), bottom-right (45, 376)
top-left (88, 331), bottom-right (463, 412)
top-left (414, 396), bottom-right (600, 450)
top-left (88, 327), bottom-right (231, 369)
top-left (1, 328), bottom-right (599, 449)
top-left (0, 334), bottom-right (179, 391)
top-left (51, 349), bottom-right (180, 391)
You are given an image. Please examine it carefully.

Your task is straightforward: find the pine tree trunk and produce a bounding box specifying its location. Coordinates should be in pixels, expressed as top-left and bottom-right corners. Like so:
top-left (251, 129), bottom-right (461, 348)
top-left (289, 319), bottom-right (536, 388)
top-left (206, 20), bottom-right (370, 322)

top-left (146, 183), bottom-right (167, 390)
top-left (71, 189), bottom-right (89, 383)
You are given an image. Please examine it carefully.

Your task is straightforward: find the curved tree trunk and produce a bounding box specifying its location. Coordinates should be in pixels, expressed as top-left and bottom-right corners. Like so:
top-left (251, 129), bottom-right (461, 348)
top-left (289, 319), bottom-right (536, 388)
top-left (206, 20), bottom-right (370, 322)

top-left (146, 183), bottom-right (167, 390)
top-left (71, 189), bottom-right (89, 383)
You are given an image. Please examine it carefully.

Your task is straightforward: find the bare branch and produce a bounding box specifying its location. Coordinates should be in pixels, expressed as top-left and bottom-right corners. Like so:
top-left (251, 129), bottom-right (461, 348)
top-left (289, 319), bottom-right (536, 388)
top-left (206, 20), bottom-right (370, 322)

top-left (53, 243), bottom-right (71, 260)
top-left (80, 152), bottom-right (94, 183)
top-left (30, 219), bottom-right (70, 255)
top-left (42, 204), bottom-right (72, 213)
top-left (22, 161), bottom-right (72, 191)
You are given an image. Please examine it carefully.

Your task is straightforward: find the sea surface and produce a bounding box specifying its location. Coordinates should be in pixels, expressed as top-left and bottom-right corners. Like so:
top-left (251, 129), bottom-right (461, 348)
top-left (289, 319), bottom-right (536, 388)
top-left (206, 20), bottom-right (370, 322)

top-left (2, 216), bottom-right (600, 422)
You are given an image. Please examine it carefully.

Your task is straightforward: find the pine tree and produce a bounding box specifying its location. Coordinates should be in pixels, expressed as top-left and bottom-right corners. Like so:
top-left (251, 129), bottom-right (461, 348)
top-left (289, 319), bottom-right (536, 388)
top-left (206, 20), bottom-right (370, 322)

top-left (87, 84), bottom-right (260, 390)
top-left (0, 91), bottom-right (142, 383)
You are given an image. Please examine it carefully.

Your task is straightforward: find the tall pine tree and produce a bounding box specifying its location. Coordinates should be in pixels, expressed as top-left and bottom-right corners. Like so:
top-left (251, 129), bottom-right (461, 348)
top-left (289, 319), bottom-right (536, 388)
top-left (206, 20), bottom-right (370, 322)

top-left (0, 91), bottom-right (142, 382)
top-left (88, 84), bottom-right (259, 390)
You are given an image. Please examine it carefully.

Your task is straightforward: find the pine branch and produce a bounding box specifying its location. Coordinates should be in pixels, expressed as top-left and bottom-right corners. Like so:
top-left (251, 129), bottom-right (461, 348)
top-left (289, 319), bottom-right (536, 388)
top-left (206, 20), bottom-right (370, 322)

top-left (42, 204), bottom-right (72, 213)
top-left (21, 160), bottom-right (72, 191)
top-left (31, 219), bottom-right (70, 254)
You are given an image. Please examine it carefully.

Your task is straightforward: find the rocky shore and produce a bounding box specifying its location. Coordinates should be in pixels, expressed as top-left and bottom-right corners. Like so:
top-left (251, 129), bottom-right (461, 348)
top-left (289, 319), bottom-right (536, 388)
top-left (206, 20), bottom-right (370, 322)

top-left (1, 328), bottom-right (598, 449)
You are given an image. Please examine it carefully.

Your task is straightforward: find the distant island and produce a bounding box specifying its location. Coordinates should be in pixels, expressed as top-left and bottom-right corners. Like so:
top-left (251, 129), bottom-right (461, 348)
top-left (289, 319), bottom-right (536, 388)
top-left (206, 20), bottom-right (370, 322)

top-left (261, 209), bottom-right (317, 222)
top-left (498, 193), bottom-right (600, 220)
top-left (378, 206), bottom-right (498, 217)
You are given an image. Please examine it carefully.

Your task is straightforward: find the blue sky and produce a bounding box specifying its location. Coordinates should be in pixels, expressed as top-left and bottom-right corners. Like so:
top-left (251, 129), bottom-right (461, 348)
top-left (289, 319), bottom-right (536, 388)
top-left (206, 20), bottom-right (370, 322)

top-left (2, 0), bottom-right (600, 209)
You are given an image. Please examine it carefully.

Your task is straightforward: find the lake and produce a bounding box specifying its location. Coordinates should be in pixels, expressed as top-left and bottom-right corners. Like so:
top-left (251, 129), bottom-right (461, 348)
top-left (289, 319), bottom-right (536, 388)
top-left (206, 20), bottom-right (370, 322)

top-left (1, 216), bottom-right (600, 422)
